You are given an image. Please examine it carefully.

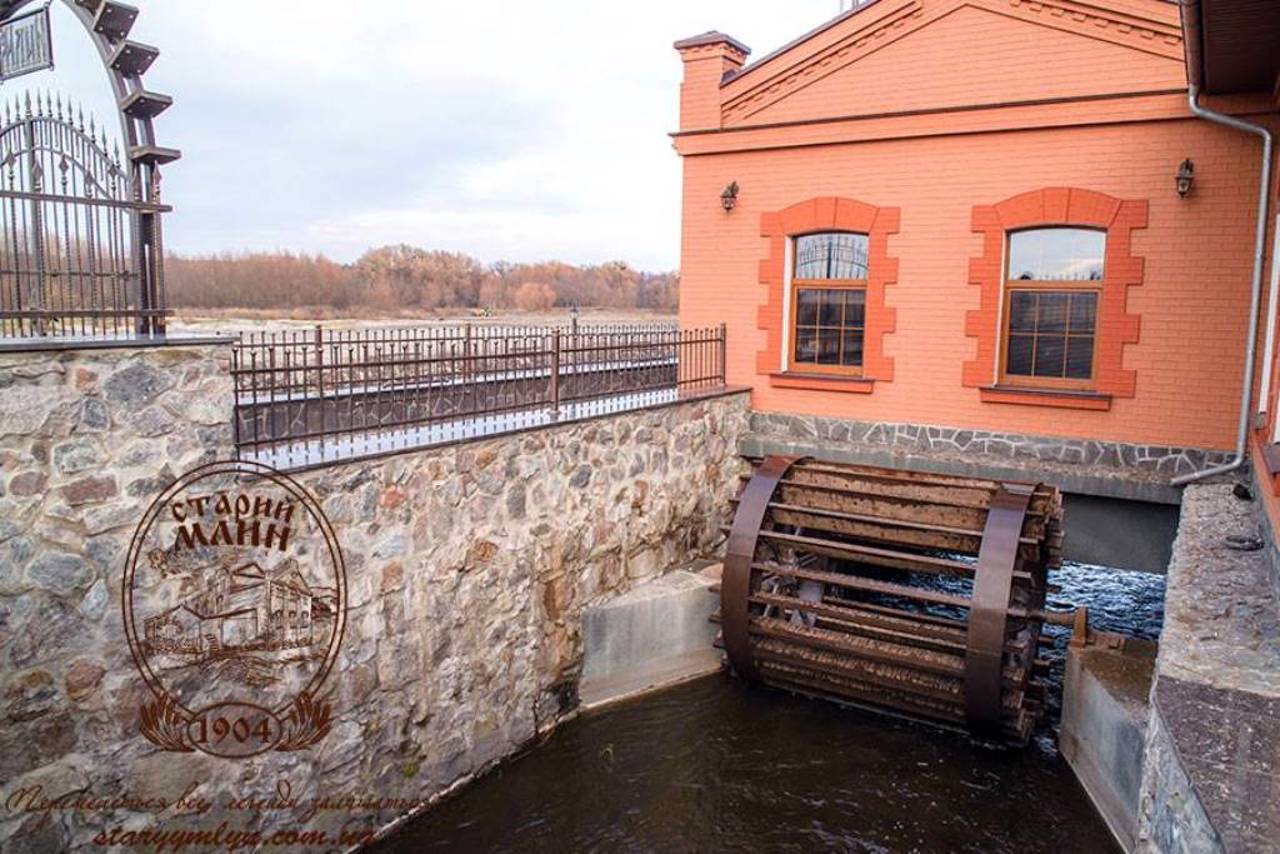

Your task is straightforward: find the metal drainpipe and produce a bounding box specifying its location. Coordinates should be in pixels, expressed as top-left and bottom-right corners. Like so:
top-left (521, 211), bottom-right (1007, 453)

top-left (1171, 85), bottom-right (1274, 486)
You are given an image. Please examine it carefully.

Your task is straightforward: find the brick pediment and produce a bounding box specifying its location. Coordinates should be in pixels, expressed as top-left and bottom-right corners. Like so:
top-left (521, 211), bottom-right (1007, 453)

top-left (720, 0), bottom-right (1184, 128)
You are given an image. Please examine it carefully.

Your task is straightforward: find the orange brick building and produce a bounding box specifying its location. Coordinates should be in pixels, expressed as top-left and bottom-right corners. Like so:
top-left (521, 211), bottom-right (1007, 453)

top-left (673, 0), bottom-right (1279, 483)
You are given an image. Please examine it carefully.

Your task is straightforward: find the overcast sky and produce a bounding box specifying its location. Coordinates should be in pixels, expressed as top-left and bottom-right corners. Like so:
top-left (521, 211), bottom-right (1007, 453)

top-left (8, 1), bottom-right (845, 271)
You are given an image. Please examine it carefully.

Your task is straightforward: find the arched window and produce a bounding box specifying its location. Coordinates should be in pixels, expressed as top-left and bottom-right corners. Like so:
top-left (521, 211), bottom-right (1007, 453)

top-left (791, 232), bottom-right (869, 373)
top-left (1002, 228), bottom-right (1105, 386)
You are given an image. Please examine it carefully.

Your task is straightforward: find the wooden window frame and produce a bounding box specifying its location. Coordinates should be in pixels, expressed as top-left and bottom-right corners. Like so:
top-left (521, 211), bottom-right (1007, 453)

top-left (758, 198), bottom-right (899, 389)
top-left (998, 285), bottom-right (1101, 390)
top-left (963, 188), bottom-right (1147, 406)
top-left (789, 231), bottom-right (869, 377)
top-left (998, 226), bottom-right (1105, 391)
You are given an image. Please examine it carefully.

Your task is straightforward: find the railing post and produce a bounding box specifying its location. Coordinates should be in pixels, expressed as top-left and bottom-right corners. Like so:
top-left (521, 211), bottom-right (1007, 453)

top-left (550, 328), bottom-right (561, 420)
top-left (314, 324), bottom-right (324, 397)
top-left (464, 322), bottom-right (473, 387)
top-left (718, 322), bottom-right (727, 386)
top-left (230, 342), bottom-right (242, 457)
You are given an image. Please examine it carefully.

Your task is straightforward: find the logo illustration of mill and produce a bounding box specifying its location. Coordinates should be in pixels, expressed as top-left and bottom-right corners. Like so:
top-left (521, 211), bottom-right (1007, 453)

top-left (123, 461), bottom-right (346, 758)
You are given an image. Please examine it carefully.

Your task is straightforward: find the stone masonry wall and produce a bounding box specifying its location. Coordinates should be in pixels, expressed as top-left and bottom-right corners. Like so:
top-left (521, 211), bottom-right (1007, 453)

top-left (749, 412), bottom-right (1231, 480)
top-left (746, 411), bottom-right (1233, 503)
top-left (1136, 484), bottom-right (1280, 853)
top-left (0, 342), bottom-right (749, 851)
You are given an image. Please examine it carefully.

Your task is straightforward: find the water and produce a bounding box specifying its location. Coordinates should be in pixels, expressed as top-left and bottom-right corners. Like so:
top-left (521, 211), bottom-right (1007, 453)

top-left (376, 563), bottom-right (1163, 853)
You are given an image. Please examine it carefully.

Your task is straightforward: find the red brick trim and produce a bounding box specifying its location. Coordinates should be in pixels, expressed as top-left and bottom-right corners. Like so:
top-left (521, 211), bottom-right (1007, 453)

top-left (979, 386), bottom-right (1112, 411)
top-left (757, 197), bottom-right (900, 383)
top-left (962, 187), bottom-right (1147, 399)
top-left (768, 372), bottom-right (876, 393)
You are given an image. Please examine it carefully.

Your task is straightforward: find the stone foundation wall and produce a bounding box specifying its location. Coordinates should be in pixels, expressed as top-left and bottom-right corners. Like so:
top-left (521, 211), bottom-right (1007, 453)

top-left (0, 342), bottom-right (749, 851)
top-left (745, 411), bottom-right (1232, 503)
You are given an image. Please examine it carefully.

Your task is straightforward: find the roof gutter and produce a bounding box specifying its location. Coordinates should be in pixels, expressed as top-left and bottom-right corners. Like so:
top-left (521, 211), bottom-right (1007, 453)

top-left (1170, 5), bottom-right (1275, 486)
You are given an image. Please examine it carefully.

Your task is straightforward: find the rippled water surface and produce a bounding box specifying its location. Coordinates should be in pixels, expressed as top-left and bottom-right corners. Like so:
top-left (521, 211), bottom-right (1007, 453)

top-left (378, 563), bottom-right (1163, 853)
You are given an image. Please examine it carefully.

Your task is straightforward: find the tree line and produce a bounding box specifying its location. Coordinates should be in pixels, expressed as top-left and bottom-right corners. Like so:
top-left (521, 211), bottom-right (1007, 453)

top-left (165, 247), bottom-right (679, 313)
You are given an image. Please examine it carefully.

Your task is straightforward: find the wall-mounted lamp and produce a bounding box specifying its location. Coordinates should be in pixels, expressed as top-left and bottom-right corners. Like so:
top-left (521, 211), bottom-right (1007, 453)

top-left (1176, 158), bottom-right (1195, 198)
top-left (721, 181), bottom-right (739, 212)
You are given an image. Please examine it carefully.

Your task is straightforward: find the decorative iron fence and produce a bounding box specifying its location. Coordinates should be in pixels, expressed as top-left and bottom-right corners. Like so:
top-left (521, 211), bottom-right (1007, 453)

top-left (231, 323), bottom-right (727, 469)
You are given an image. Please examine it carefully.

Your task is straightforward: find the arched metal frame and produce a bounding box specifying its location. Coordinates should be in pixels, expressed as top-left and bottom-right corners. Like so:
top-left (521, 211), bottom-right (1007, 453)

top-left (0, 0), bottom-right (178, 338)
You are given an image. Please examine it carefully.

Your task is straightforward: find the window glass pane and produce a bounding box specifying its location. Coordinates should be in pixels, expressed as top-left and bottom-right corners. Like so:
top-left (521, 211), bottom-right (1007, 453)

top-left (1066, 336), bottom-right (1094, 378)
top-left (1007, 334), bottom-right (1034, 375)
top-left (1009, 292), bottom-right (1037, 332)
top-left (1069, 292), bottom-right (1098, 333)
top-left (795, 232), bottom-right (870, 280)
top-left (819, 290), bottom-right (843, 326)
top-left (817, 331), bottom-right (840, 364)
top-left (791, 286), bottom-right (866, 371)
top-left (794, 329), bottom-right (817, 364)
top-left (1033, 336), bottom-right (1066, 377)
top-left (1004, 289), bottom-right (1097, 381)
top-left (1037, 293), bottom-right (1069, 333)
top-left (1008, 228), bottom-right (1105, 281)
top-left (841, 329), bottom-right (864, 366)
top-left (845, 290), bottom-right (866, 327)
top-left (796, 289), bottom-right (819, 326)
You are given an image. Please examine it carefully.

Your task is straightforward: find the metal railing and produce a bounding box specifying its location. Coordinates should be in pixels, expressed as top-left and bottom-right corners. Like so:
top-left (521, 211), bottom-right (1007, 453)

top-left (230, 322), bottom-right (726, 469)
top-left (0, 94), bottom-right (171, 340)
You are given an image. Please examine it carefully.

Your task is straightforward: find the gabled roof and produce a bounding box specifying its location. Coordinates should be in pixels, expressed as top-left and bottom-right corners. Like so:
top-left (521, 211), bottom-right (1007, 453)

top-left (722, 0), bottom-right (890, 85)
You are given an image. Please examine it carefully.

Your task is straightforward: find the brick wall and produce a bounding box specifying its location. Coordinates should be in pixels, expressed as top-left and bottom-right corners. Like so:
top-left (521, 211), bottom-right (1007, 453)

top-left (674, 0), bottom-right (1277, 453)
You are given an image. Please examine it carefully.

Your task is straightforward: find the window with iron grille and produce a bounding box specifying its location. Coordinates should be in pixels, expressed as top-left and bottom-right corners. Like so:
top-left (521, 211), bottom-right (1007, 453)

top-left (791, 232), bottom-right (868, 374)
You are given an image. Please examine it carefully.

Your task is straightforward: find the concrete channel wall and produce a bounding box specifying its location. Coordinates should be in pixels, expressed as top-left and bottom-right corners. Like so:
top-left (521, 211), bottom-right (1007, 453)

top-left (0, 341), bottom-right (750, 851)
top-left (1135, 483), bottom-right (1280, 853)
top-left (579, 564), bottom-right (722, 709)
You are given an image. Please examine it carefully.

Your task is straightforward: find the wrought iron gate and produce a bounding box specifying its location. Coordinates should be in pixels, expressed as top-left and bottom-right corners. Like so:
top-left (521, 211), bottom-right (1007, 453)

top-left (0, 93), bottom-right (168, 337)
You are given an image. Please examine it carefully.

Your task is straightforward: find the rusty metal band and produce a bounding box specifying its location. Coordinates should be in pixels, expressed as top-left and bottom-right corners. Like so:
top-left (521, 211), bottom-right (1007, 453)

top-left (722, 454), bottom-right (807, 682)
top-left (963, 482), bottom-right (1036, 734)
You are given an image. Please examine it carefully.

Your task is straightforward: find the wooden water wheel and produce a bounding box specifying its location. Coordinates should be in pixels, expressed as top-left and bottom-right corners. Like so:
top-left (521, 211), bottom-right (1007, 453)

top-left (714, 456), bottom-right (1073, 747)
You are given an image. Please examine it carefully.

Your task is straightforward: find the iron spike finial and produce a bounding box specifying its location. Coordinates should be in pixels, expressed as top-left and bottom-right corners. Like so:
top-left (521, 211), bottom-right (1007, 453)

top-left (23, 91), bottom-right (31, 117)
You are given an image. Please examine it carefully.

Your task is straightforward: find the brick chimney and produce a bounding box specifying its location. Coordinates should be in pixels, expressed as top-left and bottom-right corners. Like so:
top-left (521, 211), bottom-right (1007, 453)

top-left (673, 31), bottom-right (750, 132)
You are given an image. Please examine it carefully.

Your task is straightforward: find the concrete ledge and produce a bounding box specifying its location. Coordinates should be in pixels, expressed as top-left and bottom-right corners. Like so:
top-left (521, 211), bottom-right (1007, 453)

top-left (0, 334), bottom-right (234, 353)
top-left (579, 566), bottom-right (722, 710)
top-left (1062, 634), bottom-right (1157, 852)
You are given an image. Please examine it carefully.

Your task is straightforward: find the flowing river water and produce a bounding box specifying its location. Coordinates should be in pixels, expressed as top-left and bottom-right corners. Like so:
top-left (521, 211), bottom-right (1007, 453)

top-left (376, 563), bottom-right (1164, 853)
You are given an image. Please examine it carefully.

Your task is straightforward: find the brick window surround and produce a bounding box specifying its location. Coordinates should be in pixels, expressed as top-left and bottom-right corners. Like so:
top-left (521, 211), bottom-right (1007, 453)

top-left (963, 188), bottom-right (1147, 410)
top-left (758, 197), bottom-right (900, 393)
